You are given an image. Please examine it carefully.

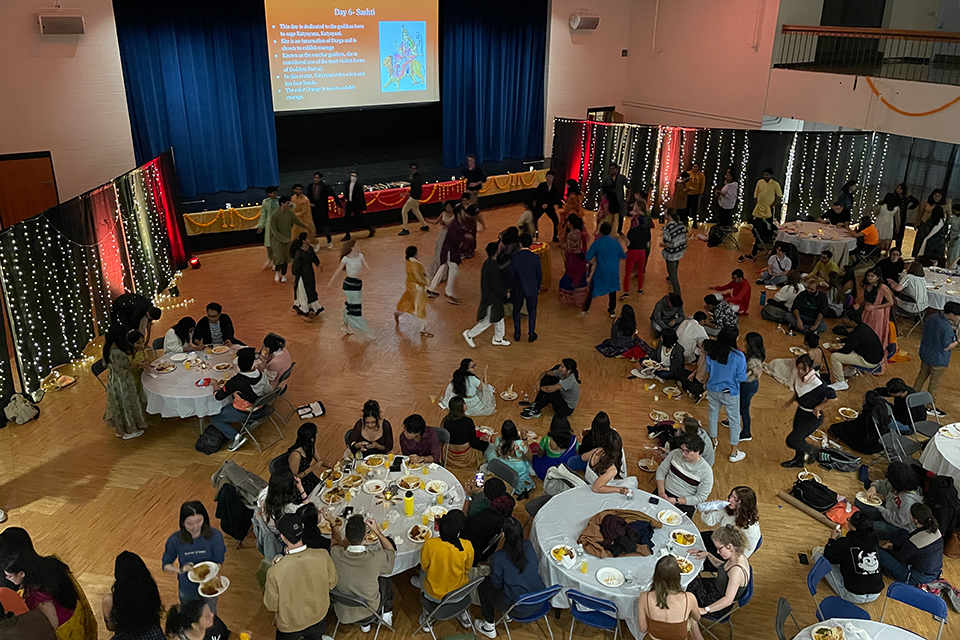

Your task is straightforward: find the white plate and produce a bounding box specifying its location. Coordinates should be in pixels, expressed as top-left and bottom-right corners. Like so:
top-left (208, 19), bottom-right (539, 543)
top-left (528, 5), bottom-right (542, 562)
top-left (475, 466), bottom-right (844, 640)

top-left (499, 391), bottom-right (518, 401)
top-left (765, 284), bottom-right (778, 291)
top-left (670, 529), bottom-right (697, 547)
top-left (187, 561), bottom-right (219, 583)
top-left (939, 424), bottom-right (960, 438)
top-left (596, 567), bottom-right (624, 588)
top-left (425, 480), bottom-right (448, 495)
top-left (550, 544), bottom-right (577, 568)
top-left (675, 556), bottom-right (695, 575)
top-left (198, 575), bottom-right (229, 598)
top-left (398, 475), bottom-right (422, 491)
top-left (169, 353), bottom-right (189, 361)
top-left (657, 509), bottom-right (682, 526)
top-left (650, 410), bottom-right (670, 422)
top-left (320, 488), bottom-right (346, 504)
top-left (214, 363), bottom-right (232, 372)
top-left (856, 491), bottom-right (883, 507)
top-left (838, 407), bottom-right (859, 419)
top-left (210, 345), bottom-right (230, 354)
top-left (638, 458), bottom-right (659, 472)
top-left (364, 455), bottom-right (386, 468)
top-left (363, 480), bottom-right (385, 495)
top-left (673, 411), bottom-right (690, 422)
top-left (408, 525), bottom-right (432, 543)
top-left (789, 346), bottom-right (806, 356)
top-left (642, 359), bottom-right (658, 368)
top-left (154, 363), bottom-right (177, 374)
top-left (425, 505), bottom-right (448, 521)
top-left (663, 387), bottom-right (681, 398)
top-left (797, 471), bottom-right (822, 483)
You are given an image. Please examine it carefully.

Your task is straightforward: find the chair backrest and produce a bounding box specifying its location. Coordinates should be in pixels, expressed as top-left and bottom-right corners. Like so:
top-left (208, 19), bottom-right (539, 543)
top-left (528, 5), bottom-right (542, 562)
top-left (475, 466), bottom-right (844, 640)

top-left (905, 391), bottom-right (933, 410)
top-left (775, 597), bottom-right (799, 640)
top-left (91, 359), bottom-right (107, 378)
top-left (344, 429), bottom-right (353, 448)
top-left (806, 556), bottom-right (833, 599)
top-left (486, 458), bottom-right (521, 490)
top-left (151, 337), bottom-right (164, 351)
top-left (431, 426), bottom-right (450, 445)
top-left (480, 532), bottom-right (502, 561)
top-left (883, 581), bottom-right (948, 621)
top-left (504, 584), bottom-right (563, 620)
top-left (268, 452), bottom-right (289, 476)
top-left (565, 589), bottom-right (618, 627)
top-left (738, 567), bottom-right (754, 607)
top-left (277, 362), bottom-right (295, 386)
top-left (253, 385), bottom-right (284, 411)
top-left (754, 534), bottom-right (763, 553)
top-left (427, 576), bottom-right (485, 622)
top-left (330, 588), bottom-right (376, 615)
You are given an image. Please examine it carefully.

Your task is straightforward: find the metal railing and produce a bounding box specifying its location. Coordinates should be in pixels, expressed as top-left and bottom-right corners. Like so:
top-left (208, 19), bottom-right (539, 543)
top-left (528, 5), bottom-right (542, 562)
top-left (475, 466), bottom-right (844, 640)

top-left (775, 25), bottom-right (960, 86)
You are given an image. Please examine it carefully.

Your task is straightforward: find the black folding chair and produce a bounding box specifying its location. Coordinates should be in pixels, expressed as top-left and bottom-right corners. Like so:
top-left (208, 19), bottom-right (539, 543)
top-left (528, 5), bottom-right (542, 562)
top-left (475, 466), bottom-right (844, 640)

top-left (238, 386), bottom-right (286, 452)
top-left (275, 362), bottom-right (297, 423)
top-left (415, 576), bottom-right (484, 640)
top-left (91, 358), bottom-right (107, 389)
top-left (906, 391), bottom-right (942, 443)
top-left (775, 597), bottom-right (801, 640)
top-left (330, 588), bottom-right (394, 640)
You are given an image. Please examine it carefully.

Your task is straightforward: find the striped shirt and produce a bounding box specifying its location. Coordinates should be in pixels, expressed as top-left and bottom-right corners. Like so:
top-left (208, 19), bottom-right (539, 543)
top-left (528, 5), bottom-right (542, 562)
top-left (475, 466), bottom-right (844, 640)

top-left (661, 222), bottom-right (687, 262)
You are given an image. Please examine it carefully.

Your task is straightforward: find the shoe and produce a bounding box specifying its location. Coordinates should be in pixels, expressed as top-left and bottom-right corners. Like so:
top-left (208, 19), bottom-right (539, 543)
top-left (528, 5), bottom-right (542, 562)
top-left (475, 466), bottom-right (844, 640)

top-left (115, 431), bottom-right (122, 438)
top-left (694, 394), bottom-right (705, 405)
top-left (274, 271), bottom-right (281, 282)
top-left (457, 610), bottom-right (472, 629)
top-left (631, 368), bottom-right (643, 377)
top-left (262, 259), bottom-right (273, 270)
top-left (619, 292), bottom-right (629, 300)
top-left (492, 338), bottom-right (511, 346)
top-left (360, 624), bottom-right (371, 633)
top-left (721, 419), bottom-right (730, 427)
top-left (463, 330), bottom-right (476, 348)
top-left (327, 243), bottom-right (334, 250)
top-left (529, 333), bottom-right (538, 343)
top-left (744, 254), bottom-right (755, 261)
top-left (410, 575), bottom-right (422, 589)
top-left (521, 408), bottom-right (541, 419)
top-left (314, 307), bottom-right (324, 315)
top-left (737, 255), bottom-right (747, 263)
top-left (858, 464), bottom-right (871, 490)
top-left (474, 619), bottom-right (497, 639)
top-left (812, 545), bottom-right (825, 558)
top-left (445, 295), bottom-right (462, 305)
top-left (382, 611), bottom-right (393, 627)
top-left (228, 434), bottom-right (247, 452)
top-left (729, 450), bottom-right (746, 463)
top-left (122, 429), bottom-right (145, 440)
top-left (829, 381), bottom-right (849, 391)
top-left (739, 435), bottom-right (752, 442)
top-left (928, 408), bottom-right (947, 418)
top-left (280, 276), bottom-right (287, 283)
top-left (755, 279), bottom-right (764, 285)
top-left (638, 289), bottom-right (643, 294)
top-left (426, 289), bottom-right (439, 298)
top-left (420, 225), bottom-right (430, 232)
top-left (418, 613), bottom-right (432, 633)
top-left (342, 234), bottom-right (352, 241)
top-left (781, 456), bottom-right (805, 468)
top-left (514, 334), bottom-right (521, 342)
top-left (398, 229), bottom-right (410, 236)
top-left (609, 311), bottom-right (617, 318)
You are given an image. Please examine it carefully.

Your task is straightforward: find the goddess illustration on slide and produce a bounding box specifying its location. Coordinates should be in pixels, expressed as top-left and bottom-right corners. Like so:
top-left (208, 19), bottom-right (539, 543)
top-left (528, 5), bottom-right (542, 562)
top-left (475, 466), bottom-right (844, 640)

top-left (382, 24), bottom-right (425, 89)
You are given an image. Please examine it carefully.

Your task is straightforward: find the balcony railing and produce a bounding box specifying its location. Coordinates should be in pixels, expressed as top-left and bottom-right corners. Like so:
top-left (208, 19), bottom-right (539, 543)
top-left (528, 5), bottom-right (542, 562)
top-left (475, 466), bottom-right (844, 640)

top-left (775, 25), bottom-right (960, 86)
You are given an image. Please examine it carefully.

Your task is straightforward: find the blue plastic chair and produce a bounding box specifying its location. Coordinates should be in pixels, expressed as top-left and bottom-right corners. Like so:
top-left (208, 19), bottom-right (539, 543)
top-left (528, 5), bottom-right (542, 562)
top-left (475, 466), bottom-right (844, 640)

top-left (807, 556), bottom-right (871, 621)
top-left (699, 566), bottom-right (754, 640)
top-left (881, 582), bottom-right (948, 640)
top-left (755, 535), bottom-right (763, 553)
top-left (494, 584), bottom-right (562, 640)
top-left (565, 589), bottom-right (620, 640)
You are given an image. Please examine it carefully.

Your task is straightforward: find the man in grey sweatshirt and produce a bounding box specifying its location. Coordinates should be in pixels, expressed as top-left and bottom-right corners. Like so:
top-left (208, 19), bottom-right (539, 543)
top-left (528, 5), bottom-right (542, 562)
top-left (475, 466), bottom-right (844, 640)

top-left (655, 433), bottom-right (714, 517)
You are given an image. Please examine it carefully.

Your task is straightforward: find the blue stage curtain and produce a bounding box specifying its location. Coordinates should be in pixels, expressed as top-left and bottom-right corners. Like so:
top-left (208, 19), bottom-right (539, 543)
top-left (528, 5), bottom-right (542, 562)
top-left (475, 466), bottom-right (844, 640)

top-left (442, 0), bottom-right (547, 167)
top-left (112, 0), bottom-right (279, 197)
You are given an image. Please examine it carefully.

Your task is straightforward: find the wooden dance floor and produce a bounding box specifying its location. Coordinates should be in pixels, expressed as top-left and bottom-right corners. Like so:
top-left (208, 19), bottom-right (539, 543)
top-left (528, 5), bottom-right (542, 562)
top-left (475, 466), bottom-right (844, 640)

top-left (0, 205), bottom-right (955, 639)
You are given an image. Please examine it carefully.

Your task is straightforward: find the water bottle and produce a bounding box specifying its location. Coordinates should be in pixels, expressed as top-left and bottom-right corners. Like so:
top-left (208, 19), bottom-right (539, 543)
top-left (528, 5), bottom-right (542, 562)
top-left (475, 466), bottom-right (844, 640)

top-left (759, 291), bottom-right (767, 305)
top-left (576, 543), bottom-right (585, 558)
top-left (404, 491), bottom-right (415, 517)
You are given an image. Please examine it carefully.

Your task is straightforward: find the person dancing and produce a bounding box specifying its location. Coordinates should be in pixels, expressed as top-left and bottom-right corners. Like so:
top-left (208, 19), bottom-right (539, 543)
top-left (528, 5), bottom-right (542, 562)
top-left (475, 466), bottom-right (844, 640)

top-left (328, 240), bottom-right (373, 336)
top-left (290, 233), bottom-right (323, 317)
top-left (395, 245), bottom-right (432, 337)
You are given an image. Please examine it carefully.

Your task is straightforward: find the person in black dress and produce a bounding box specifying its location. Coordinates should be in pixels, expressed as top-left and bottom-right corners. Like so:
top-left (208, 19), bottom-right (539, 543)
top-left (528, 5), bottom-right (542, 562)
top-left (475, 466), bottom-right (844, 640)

top-left (285, 423), bottom-right (329, 496)
top-left (290, 233), bottom-right (323, 317)
top-left (781, 354), bottom-right (838, 467)
top-left (306, 172), bottom-right (336, 249)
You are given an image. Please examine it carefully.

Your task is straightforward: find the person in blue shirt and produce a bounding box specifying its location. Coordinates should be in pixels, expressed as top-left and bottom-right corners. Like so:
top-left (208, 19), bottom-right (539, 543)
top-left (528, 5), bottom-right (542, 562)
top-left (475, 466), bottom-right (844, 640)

top-left (582, 222), bottom-right (626, 317)
top-left (914, 301), bottom-right (960, 418)
top-left (704, 327), bottom-right (748, 463)
top-left (161, 501), bottom-right (226, 612)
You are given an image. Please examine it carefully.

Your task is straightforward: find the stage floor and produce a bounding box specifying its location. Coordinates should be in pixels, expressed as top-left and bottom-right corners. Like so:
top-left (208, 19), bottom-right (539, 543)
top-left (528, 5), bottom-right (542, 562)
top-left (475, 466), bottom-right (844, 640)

top-left (0, 207), bottom-right (953, 640)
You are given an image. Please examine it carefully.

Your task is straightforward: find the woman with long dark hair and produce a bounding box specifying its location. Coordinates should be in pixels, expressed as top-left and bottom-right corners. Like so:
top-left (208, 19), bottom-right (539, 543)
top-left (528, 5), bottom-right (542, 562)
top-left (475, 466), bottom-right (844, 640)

top-left (829, 389), bottom-right (890, 454)
top-left (442, 396), bottom-right (488, 469)
top-left (531, 413), bottom-right (579, 479)
top-left (704, 327), bottom-right (747, 463)
top-left (484, 419), bottom-right (535, 494)
top-left (163, 317), bottom-right (196, 354)
top-left (102, 551), bottom-right (164, 639)
top-left (558, 179), bottom-right (584, 238)
top-left (917, 204), bottom-right (949, 263)
top-left (165, 599), bottom-right (229, 640)
top-left (781, 354), bottom-right (837, 467)
top-left (559, 213), bottom-right (590, 307)
top-left (521, 358), bottom-right (581, 419)
top-left (878, 503), bottom-right (944, 585)
top-left (700, 486), bottom-right (761, 557)
top-left (462, 478), bottom-right (516, 564)
top-left (441, 358), bottom-right (496, 416)
top-left (285, 422), bottom-right (328, 495)
top-left (103, 326), bottom-right (148, 439)
top-left (891, 183), bottom-right (919, 250)
top-left (472, 517), bottom-right (546, 639)
top-left (290, 232), bottom-right (323, 316)
top-left (1, 550), bottom-right (92, 637)
top-left (161, 501), bottom-right (226, 610)
top-left (347, 399), bottom-right (394, 457)
top-left (637, 555), bottom-right (701, 640)
top-left (582, 431), bottom-right (628, 494)
top-left (595, 304), bottom-right (649, 359)
top-left (914, 189), bottom-right (949, 257)
top-left (856, 267), bottom-right (894, 352)
top-left (254, 467), bottom-right (306, 560)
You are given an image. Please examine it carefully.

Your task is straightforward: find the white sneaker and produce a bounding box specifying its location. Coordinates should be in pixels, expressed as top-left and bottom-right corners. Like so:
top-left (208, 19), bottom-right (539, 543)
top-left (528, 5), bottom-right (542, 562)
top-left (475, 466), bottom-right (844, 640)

top-left (360, 624), bottom-right (371, 633)
top-left (327, 243), bottom-right (333, 250)
top-left (382, 611), bottom-right (393, 627)
top-left (630, 368), bottom-right (643, 377)
top-left (829, 381), bottom-right (849, 391)
top-left (463, 330), bottom-right (476, 348)
top-left (729, 450), bottom-right (746, 463)
top-left (274, 271), bottom-right (281, 282)
top-left (474, 619), bottom-right (497, 638)
top-left (457, 610), bottom-right (472, 629)
top-left (122, 429), bottom-right (145, 440)
top-left (228, 435), bottom-right (247, 452)
top-left (492, 338), bottom-right (511, 346)
top-left (280, 276), bottom-right (287, 283)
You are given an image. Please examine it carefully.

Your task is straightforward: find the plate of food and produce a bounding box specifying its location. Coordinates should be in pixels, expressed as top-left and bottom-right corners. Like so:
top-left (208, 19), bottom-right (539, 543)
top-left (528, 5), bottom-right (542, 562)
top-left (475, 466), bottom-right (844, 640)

top-left (184, 357), bottom-right (203, 367)
top-left (408, 524), bottom-right (432, 543)
top-left (398, 475), bottom-right (422, 491)
top-left (404, 460), bottom-right (423, 472)
top-left (364, 529), bottom-right (380, 545)
top-left (477, 425), bottom-right (495, 438)
top-left (642, 358), bottom-right (658, 368)
top-left (596, 567), bottom-right (624, 588)
top-left (663, 387), bottom-right (681, 399)
top-left (657, 509), bottom-right (682, 526)
top-left (320, 468), bottom-right (343, 484)
top-left (638, 458), bottom-right (659, 472)
top-left (500, 385), bottom-right (519, 401)
top-left (550, 544), bottom-right (577, 568)
top-left (425, 505), bottom-right (448, 521)
top-left (364, 455), bottom-right (386, 468)
top-left (670, 529), bottom-right (697, 547)
top-left (856, 491), bottom-right (883, 507)
top-left (210, 345), bottom-right (230, 354)
top-left (169, 353), bottom-right (189, 362)
top-left (320, 487), bottom-right (346, 505)
top-left (939, 424), bottom-right (960, 438)
top-left (524, 430), bottom-right (538, 442)
top-left (789, 346), bottom-right (807, 356)
top-left (765, 284), bottom-right (779, 291)
top-left (199, 575), bottom-right (229, 598)
top-left (318, 516), bottom-right (344, 535)
top-left (425, 480), bottom-right (448, 495)
top-left (650, 410), bottom-right (670, 423)
top-left (340, 475), bottom-right (364, 489)
top-left (838, 407), bottom-right (859, 419)
top-left (812, 626), bottom-right (844, 640)
top-left (155, 363), bottom-right (177, 374)
top-left (673, 411), bottom-right (691, 422)
top-left (213, 363), bottom-right (232, 372)
top-left (187, 561), bottom-right (219, 583)
top-left (797, 470), bottom-right (822, 483)
top-left (675, 556), bottom-right (695, 575)
top-left (363, 480), bottom-right (386, 495)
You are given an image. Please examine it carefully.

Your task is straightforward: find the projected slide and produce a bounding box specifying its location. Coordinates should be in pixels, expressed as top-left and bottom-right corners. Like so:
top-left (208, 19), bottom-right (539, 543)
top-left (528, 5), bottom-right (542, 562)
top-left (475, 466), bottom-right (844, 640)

top-left (264, 2), bottom-right (439, 112)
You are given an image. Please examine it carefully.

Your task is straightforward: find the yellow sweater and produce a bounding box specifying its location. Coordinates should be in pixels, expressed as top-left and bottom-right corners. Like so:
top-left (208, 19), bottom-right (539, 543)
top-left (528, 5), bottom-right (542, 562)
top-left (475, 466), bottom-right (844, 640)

top-left (686, 171), bottom-right (705, 196)
top-left (420, 538), bottom-right (474, 599)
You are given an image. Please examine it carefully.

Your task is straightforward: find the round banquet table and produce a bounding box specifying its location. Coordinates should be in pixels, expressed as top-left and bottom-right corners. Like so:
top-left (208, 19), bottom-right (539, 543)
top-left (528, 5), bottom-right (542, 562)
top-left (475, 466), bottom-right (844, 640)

top-left (923, 267), bottom-right (960, 311)
top-left (530, 484), bottom-right (705, 640)
top-left (141, 346), bottom-right (240, 418)
top-left (919, 423), bottom-right (960, 486)
top-left (530, 241), bottom-right (552, 291)
top-left (776, 222), bottom-right (859, 267)
top-left (307, 457), bottom-right (464, 577)
top-left (794, 618), bottom-right (925, 640)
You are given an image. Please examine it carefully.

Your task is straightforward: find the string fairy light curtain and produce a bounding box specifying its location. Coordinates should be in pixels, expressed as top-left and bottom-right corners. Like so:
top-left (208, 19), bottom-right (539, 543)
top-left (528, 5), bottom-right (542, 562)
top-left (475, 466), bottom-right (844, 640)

top-left (0, 151), bottom-right (185, 394)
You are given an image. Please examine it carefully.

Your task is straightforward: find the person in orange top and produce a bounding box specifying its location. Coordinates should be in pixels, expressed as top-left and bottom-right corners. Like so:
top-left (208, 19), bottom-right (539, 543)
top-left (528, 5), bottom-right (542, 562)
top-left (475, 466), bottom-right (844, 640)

top-left (290, 184), bottom-right (315, 239)
top-left (854, 216), bottom-right (880, 255)
top-left (685, 162), bottom-right (706, 227)
top-left (710, 269), bottom-right (751, 315)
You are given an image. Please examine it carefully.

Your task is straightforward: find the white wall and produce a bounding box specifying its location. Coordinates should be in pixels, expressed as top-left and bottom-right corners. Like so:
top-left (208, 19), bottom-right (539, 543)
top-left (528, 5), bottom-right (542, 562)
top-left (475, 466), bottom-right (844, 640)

top-left (0, 0), bottom-right (135, 202)
top-left (544, 0), bottom-right (631, 153)
top-left (619, 0), bottom-right (781, 129)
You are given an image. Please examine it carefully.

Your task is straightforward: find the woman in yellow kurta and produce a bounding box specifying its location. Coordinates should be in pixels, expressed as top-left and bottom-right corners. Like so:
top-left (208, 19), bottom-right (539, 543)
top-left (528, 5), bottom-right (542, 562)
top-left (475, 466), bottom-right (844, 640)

top-left (558, 179), bottom-right (584, 242)
top-left (395, 246), bottom-right (432, 337)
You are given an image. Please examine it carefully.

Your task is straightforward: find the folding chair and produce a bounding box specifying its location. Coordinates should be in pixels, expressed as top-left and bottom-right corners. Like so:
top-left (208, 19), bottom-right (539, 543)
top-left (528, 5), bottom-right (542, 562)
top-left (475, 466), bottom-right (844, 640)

top-left (429, 426), bottom-right (450, 466)
top-left (330, 588), bottom-right (394, 640)
top-left (717, 225), bottom-right (740, 249)
top-left (880, 581), bottom-right (948, 640)
top-left (893, 291), bottom-right (926, 338)
top-left (493, 584), bottom-right (562, 640)
top-left (807, 556), bottom-right (870, 621)
top-left (268, 452), bottom-right (289, 475)
top-left (873, 403), bottom-right (920, 464)
top-left (699, 566), bottom-right (753, 640)
top-left (238, 386), bottom-right (285, 452)
top-left (848, 362), bottom-right (883, 388)
top-left (414, 576), bottom-right (484, 640)
top-left (906, 392), bottom-right (942, 443)
top-left (274, 362), bottom-right (297, 423)
top-left (775, 597), bottom-right (801, 640)
top-left (565, 589), bottom-right (621, 640)
top-left (151, 337), bottom-right (164, 352)
top-left (486, 459), bottom-right (521, 494)
top-left (91, 358), bottom-right (107, 389)
top-left (478, 532), bottom-right (502, 564)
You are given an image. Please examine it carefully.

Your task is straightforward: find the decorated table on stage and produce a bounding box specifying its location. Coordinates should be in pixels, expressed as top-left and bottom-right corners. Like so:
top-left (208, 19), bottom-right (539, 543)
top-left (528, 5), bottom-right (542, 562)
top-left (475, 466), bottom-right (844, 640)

top-left (776, 221), bottom-right (859, 267)
top-left (307, 456), bottom-right (464, 576)
top-left (919, 423), bottom-right (960, 486)
top-left (923, 267), bottom-right (960, 310)
top-left (794, 618), bottom-right (925, 640)
top-left (530, 483), bottom-right (705, 640)
top-left (141, 345), bottom-right (240, 419)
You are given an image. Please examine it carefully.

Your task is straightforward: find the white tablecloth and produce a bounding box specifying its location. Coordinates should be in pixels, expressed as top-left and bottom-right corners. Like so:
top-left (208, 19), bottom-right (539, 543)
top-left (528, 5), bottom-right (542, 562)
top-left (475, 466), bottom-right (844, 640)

top-left (777, 222), bottom-right (859, 267)
top-left (307, 457), bottom-right (464, 576)
top-left (919, 424), bottom-right (960, 486)
top-left (530, 484), bottom-right (705, 640)
top-left (923, 268), bottom-right (960, 311)
top-left (141, 347), bottom-right (239, 418)
top-left (794, 618), bottom-right (925, 640)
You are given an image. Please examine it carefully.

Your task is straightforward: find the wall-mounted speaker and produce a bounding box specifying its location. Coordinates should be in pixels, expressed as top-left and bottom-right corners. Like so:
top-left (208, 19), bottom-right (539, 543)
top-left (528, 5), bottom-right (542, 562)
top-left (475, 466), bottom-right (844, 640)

top-left (38, 15), bottom-right (85, 36)
top-left (569, 13), bottom-right (600, 30)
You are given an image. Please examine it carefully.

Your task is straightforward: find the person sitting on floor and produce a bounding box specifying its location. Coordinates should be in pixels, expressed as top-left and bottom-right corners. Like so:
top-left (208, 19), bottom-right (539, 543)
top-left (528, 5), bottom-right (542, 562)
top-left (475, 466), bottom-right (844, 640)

top-left (595, 304), bottom-right (648, 359)
top-left (531, 414), bottom-right (580, 480)
top-left (643, 328), bottom-right (686, 381)
top-left (651, 294), bottom-right (684, 336)
top-left (874, 378), bottom-right (924, 434)
top-left (483, 420), bottom-right (536, 495)
top-left (827, 308), bottom-right (885, 391)
top-left (878, 503), bottom-right (943, 586)
top-left (829, 390), bottom-right (892, 455)
top-left (810, 250), bottom-right (841, 282)
top-left (440, 359), bottom-right (497, 416)
top-left (703, 295), bottom-right (738, 336)
top-left (194, 302), bottom-right (239, 346)
top-left (521, 359), bottom-right (581, 419)
top-left (813, 511), bottom-right (884, 604)
top-left (858, 461), bottom-right (923, 541)
top-left (757, 244), bottom-right (792, 286)
top-left (677, 311), bottom-right (709, 363)
top-left (208, 347), bottom-right (272, 452)
top-left (461, 478), bottom-right (516, 564)
top-left (328, 514), bottom-right (396, 633)
top-left (786, 277), bottom-right (829, 334)
top-left (655, 433), bottom-right (714, 517)
top-left (710, 269), bottom-right (751, 315)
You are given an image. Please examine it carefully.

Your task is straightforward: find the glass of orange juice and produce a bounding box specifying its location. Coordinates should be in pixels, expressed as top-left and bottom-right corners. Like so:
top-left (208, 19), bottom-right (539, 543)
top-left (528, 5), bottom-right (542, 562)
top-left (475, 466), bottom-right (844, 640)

top-left (580, 560), bottom-right (588, 574)
top-left (422, 465), bottom-right (429, 476)
top-left (381, 520), bottom-right (389, 531)
top-left (325, 478), bottom-right (333, 489)
top-left (388, 452), bottom-right (394, 465)
top-left (422, 512), bottom-right (430, 525)
top-left (436, 493), bottom-right (444, 505)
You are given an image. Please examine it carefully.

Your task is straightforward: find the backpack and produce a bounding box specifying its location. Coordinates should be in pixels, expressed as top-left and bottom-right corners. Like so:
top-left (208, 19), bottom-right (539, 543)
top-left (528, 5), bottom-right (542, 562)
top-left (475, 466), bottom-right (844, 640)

top-left (4, 393), bottom-right (38, 425)
top-left (791, 479), bottom-right (839, 512)
top-left (212, 459), bottom-right (268, 508)
top-left (214, 483), bottom-right (254, 543)
top-left (707, 225), bottom-right (726, 247)
top-left (813, 447), bottom-right (861, 473)
top-left (760, 304), bottom-right (791, 323)
top-left (543, 464), bottom-right (587, 497)
top-left (195, 426), bottom-right (227, 455)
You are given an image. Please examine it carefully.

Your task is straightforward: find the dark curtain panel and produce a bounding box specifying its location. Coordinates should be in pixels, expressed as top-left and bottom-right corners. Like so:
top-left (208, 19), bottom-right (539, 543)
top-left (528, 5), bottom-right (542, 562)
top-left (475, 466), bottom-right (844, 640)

top-left (549, 119), bottom-right (588, 190)
top-left (745, 131), bottom-right (794, 220)
top-left (442, 0), bottom-right (547, 166)
top-left (113, 0), bottom-right (280, 197)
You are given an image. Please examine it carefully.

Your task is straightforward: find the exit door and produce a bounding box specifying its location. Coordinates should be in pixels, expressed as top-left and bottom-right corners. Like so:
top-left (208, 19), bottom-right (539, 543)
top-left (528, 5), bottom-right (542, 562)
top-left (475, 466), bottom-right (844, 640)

top-left (0, 152), bottom-right (59, 228)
